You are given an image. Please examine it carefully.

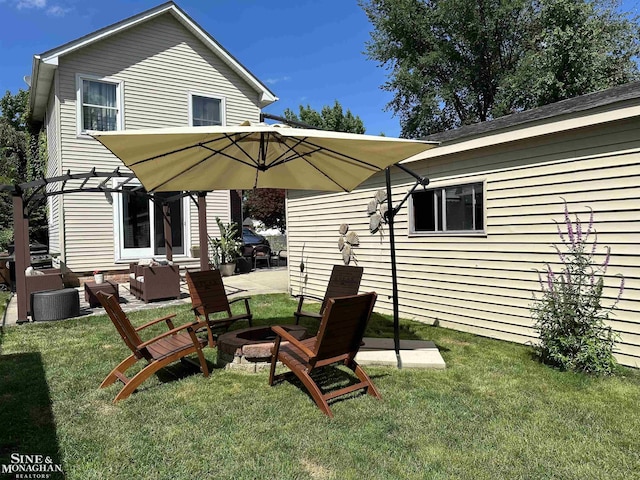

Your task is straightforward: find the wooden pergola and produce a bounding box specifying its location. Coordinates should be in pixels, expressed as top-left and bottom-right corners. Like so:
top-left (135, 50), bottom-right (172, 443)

top-left (0, 168), bottom-right (213, 323)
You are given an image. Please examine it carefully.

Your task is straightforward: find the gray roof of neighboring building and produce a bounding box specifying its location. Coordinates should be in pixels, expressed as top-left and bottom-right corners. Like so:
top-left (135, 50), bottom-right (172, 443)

top-left (423, 81), bottom-right (640, 144)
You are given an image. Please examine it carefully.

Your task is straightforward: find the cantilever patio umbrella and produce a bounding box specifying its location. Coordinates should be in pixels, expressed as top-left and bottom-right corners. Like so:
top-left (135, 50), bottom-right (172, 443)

top-left (91, 122), bottom-right (438, 366)
top-left (91, 122), bottom-right (436, 192)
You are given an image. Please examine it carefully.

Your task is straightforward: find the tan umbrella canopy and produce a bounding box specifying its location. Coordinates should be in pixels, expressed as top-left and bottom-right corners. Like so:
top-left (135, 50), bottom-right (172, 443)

top-left (90, 122), bottom-right (437, 192)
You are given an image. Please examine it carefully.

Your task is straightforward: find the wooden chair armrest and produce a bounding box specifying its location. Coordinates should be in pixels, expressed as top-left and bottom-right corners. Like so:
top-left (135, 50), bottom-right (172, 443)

top-left (271, 325), bottom-right (316, 359)
top-left (295, 294), bottom-right (324, 311)
top-left (229, 296), bottom-right (251, 315)
top-left (294, 294), bottom-right (324, 302)
top-left (135, 313), bottom-right (178, 331)
top-left (138, 322), bottom-right (200, 349)
top-left (294, 310), bottom-right (322, 319)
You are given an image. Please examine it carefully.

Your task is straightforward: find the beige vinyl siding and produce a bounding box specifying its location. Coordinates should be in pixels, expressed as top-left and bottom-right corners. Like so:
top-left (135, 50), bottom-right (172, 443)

top-left (45, 78), bottom-right (62, 256)
top-left (54, 13), bottom-right (260, 272)
top-left (286, 117), bottom-right (640, 368)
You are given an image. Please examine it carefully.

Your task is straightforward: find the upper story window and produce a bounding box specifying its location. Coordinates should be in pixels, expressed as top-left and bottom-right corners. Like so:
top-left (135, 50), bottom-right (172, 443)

top-left (411, 181), bottom-right (485, 234)
top-left (190, 93), bottom-right (224, 126)
top-left (77, 75), bottom-right (123, 134)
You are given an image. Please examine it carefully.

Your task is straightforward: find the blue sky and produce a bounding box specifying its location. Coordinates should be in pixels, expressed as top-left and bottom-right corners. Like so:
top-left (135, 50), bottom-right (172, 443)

top-left (1, 0), bottom-right (639, 137)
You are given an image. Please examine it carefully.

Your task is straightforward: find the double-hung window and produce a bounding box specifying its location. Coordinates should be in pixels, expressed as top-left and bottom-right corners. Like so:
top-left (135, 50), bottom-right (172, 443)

top-left (190, 93), bottom-right (224, 126)
top-left (77, 75), bottom-right (122, 134)
top-left (411, 181), bottom-right (485, 234)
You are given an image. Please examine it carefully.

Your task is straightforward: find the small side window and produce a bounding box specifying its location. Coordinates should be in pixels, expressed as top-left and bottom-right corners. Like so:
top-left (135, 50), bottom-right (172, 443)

top-left (411, 182), bottom-right (484, 234)
top-left (191, 94), bottom-right (222, 126)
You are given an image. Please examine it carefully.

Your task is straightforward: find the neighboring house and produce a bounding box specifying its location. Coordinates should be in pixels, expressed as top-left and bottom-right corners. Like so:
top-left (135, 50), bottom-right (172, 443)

top-left (28, 1), bottom-right (277, 275)
top-left (286, 82), bottom-right (640, 368)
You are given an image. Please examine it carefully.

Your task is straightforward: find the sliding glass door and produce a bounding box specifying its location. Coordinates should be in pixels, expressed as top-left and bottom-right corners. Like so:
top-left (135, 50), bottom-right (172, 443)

top-left (115, 183), bottom-right (186, 260)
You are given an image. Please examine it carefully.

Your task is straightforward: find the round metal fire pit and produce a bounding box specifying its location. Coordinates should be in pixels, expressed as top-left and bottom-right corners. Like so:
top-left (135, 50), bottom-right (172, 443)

top-left (217, 325), bottom-right (308, 372)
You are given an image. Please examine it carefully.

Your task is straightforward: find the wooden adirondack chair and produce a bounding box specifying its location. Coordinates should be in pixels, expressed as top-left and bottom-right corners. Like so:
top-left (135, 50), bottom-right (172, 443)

top-left (185, 269), bottom-right (253, 347)
top-left (269, 292), bottom-right (380, 418)
top-left (294, 265), bottom-right (364, 325)
top-left (97, 292), bottom-right (209, 403)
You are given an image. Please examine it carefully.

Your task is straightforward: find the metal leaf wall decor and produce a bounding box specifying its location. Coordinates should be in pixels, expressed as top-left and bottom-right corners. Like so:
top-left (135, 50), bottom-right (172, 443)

top-left (337, 224), bottom-right (358, 265)
top-left (367, 189), bottom-right (388, 234)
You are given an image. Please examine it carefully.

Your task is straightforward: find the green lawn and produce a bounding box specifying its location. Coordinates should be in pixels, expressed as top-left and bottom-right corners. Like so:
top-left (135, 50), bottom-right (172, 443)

top-left (1, 293), bottom-right (639, 479)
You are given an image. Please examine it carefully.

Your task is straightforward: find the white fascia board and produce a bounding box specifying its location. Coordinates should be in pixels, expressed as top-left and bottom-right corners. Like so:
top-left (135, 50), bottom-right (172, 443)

top-left (30, 57), bottom-right (57, 121)
top-left (36, 3), bottom-right (277, 107)
top-left (404, 104), bottom-right (640, 163)
top-left (40, 4), bottom-right (175, 64)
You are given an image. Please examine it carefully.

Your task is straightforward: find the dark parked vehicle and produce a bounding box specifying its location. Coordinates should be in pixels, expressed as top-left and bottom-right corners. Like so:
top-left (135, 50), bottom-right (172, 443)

top-left (242, 227), bottom-right (270, 248)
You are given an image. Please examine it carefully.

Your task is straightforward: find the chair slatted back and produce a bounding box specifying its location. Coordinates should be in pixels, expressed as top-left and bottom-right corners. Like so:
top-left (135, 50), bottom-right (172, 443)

top-left (321, 265), bottom-right (364, 313)
top-left (313, 292), bottom-right (377, 362)
top-left (186, 270), bottom-right (231, 318)
top-left (97, 292), bottom-right (144, 357)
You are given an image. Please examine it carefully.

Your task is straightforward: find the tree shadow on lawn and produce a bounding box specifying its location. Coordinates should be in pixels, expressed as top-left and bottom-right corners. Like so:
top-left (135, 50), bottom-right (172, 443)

top-left (0, 351), bottom-right (64, 479)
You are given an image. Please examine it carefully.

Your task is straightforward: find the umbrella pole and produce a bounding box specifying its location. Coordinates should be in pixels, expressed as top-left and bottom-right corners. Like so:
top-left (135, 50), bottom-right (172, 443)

top-left (385, 167), bottom-right (402, 369)
top-left (384, 164), bottom-right (430, 369)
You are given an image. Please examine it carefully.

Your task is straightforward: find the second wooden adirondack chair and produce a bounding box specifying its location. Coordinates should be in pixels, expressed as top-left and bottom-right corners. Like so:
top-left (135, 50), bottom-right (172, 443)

top-left (294, 265), bottom-right (364, 325)
top-left (185, 269), bottom-right (253, 347)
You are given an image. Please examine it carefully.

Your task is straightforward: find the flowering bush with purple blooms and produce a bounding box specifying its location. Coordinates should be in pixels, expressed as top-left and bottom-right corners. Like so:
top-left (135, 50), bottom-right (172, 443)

top-left (531, 201), bottom-right (624, 375)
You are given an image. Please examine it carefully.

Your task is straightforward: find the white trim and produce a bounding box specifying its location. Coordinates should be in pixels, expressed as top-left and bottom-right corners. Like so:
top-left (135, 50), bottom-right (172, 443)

top-left (42, 5), bottom-right (175, 63)
top-left (188, 91), bottom-right (226, 126)
top-left (406, 105), bottom-right (640, 163)
top-left (408, 178), bottom-right (487, 236)
top-left (112, 179), bottom-right (153, 261)
top-left (112, 178), bottom-right (191, 261)
top-left (75, 74), bottom-right (124, 137)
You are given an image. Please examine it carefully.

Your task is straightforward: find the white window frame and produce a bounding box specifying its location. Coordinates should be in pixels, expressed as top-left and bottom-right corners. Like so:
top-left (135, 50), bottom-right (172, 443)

top-left (112, 179), bottom-right (191, 262)
top-left (188, 91), bottom-right (226, 126)
top-left (409, 179), bottom-right (487, 236)
top-left (76, 74), bottom-right (124, 137)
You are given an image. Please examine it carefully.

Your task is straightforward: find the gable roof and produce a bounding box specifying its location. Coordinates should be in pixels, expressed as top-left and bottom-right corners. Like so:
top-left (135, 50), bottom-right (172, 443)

top-left (29, 1), bottom-right (278, 120)
top-left (423, 81), bottom-right (640, 144)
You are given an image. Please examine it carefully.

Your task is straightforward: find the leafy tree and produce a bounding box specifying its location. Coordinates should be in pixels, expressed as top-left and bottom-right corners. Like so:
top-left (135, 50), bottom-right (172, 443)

top-left (360, 0), bottom-right (640, 137)
top-left (243, 188), bottom-right (286, 233)
top-left (0, 89), bottom-right (48, 249)
top-left (283, 100), bottom-right (366, 134)
top-left (508, 0), bottom-right (640, 111)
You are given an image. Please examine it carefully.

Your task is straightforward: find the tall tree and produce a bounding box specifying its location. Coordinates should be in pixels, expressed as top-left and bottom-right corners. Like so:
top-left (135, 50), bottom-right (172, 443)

top-left (284, 100), bottom-right (366, 134)
top-left (509, 0), bottom-right (640, 110)
top-left (360, 0), bottom-right (640, 138)
top-left (0, 89), bottom-right (48, 249)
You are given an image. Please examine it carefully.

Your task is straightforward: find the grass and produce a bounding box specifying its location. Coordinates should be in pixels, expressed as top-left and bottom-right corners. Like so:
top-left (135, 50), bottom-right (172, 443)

top-left (1, 293), bottom-right (639, 479)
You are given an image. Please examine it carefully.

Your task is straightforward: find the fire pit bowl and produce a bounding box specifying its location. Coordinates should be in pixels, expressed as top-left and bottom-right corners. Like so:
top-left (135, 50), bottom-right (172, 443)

top-left (216, 324), bottom-right (309, 372)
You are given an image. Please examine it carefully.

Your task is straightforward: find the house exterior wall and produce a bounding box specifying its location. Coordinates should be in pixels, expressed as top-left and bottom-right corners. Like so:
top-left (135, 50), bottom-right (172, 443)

top-left (52, 13), bottom-right (262, 272)
top-left (286, 117), bottom-right (640, 367)
top-left (45, 74), bottom-right (62, 256)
